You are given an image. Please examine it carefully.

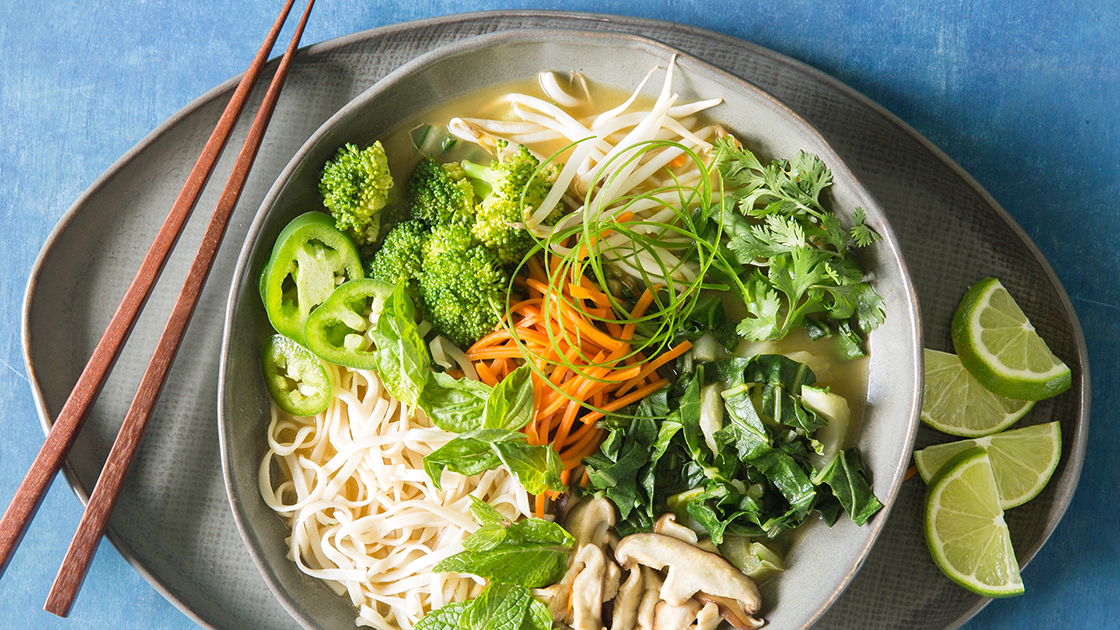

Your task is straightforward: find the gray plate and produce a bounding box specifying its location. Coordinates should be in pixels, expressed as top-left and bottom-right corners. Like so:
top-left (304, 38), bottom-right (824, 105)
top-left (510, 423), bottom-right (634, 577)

top-left (218, 28), bottom-right (920, 630)
top-left (21, 10), bottom-right (1088, 630)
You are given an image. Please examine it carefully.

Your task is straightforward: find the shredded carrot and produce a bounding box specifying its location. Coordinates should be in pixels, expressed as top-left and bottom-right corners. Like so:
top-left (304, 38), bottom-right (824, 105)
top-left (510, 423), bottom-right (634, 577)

top-left (575, 211), bottom-right (635, 260)
top-left (568, 283), bottom-right (609, 305)
top-left (579, 378), bottom-right (671, 425)
top-left (467, 252), bottom-right (684, 497)
top-left (468, 346), bottom-right (530, 361)
top-left (475, 361), bottom-right (500, 387)
top-left (617, 340), bottom-right (692, 396)
top-left (469, 329), bottom-right (513, 352)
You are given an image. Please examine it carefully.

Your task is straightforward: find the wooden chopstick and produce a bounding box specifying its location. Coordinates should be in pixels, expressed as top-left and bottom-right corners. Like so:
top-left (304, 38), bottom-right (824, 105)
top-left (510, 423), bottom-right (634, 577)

top-left (0, 0), bottom-right (301, 580)
top-left (41, 0), bottom-right (317, 617)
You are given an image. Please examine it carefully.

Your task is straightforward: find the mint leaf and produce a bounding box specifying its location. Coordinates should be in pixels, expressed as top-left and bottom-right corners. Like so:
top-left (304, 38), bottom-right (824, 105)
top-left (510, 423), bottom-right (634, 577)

top-left (524, 597), bottom-right (552, 630)
top-left (415, 601), bottom-right (469, 630)
top-left (420, 584), bottom-right (548, 630)
top-left (468, 496), bottom-right (513, 528)
top-left (460, 584), bottom-right (530, 630)
top-left (434, 507), bottom-right (572, 588)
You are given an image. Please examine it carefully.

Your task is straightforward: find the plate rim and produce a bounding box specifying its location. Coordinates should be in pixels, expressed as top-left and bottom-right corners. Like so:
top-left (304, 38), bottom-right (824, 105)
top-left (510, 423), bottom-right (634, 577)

top-left (19, 9), bottom-right (1089, 630)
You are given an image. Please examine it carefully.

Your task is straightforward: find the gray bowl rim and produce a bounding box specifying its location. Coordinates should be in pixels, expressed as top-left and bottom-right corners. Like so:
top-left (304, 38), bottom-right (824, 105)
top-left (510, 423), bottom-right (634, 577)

top-left (218, 26), bottom-right (923, 630)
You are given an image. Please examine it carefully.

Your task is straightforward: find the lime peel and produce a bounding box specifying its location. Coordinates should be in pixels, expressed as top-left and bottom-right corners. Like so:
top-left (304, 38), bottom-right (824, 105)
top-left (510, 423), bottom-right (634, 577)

top-left (915, 421), bottom-right (1061, 509)
top-left (920, 349), bottom-right (1034, 437)
top-left (924, 446), bottom-right (1024, 598)
top-left (951, 277), bottom-right (1071, 401)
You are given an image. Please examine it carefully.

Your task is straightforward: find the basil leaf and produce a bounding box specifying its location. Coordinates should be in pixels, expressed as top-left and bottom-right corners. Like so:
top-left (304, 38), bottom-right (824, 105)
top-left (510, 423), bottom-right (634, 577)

top-left (372, 282), bottom-right (429, 406)
top-left (492, 439), bottom-right (565, 496)
top-left (424, 429), bottom-right (564, 495)
top-left (483, 365), bottom-right (534, 431)
top-left (419, 371), bottom-right (491, 433)
top-left (423, 436), bottom-right (502, 490)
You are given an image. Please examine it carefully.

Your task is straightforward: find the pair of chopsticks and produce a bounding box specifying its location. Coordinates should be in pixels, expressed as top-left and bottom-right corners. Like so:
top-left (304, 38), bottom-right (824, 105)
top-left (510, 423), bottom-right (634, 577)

top-left (0, 0), bottom-right (315, 617)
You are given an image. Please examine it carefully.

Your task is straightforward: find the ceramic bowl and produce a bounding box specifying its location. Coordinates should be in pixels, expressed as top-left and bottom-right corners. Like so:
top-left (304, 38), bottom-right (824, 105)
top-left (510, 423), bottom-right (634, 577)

top-left (218, 28), bottom-right (922, 630)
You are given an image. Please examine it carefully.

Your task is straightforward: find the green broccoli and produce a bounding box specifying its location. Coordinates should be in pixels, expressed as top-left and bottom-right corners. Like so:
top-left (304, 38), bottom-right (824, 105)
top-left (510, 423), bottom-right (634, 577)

top-left (462, 145), bottom-right (561, 265)
top-left (389, 145), bottom-right (564, 347)
top-left (367, 219), bottom-right (426, 291)
top-left (416, 223), bottom-right (509, 347)
top-left (405, 155), bottom-right (476, 227)
top-left (319, 141), bottom-right (395, 246)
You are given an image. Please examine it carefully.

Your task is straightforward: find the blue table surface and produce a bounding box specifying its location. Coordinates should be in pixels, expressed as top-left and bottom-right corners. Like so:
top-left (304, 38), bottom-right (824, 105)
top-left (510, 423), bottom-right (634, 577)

top-left (2, 1), bottom-right (1116, 628)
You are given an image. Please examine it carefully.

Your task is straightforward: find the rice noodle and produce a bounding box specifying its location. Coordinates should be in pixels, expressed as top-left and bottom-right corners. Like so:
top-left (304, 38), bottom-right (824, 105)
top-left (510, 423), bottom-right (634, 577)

top-left (260, 363), bottom-right (532, 630)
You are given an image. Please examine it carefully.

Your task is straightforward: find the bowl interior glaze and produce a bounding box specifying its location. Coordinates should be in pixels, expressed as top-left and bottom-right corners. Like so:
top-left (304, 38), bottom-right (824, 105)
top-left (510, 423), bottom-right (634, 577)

top-left (219, 28), bottom-right (922, 630)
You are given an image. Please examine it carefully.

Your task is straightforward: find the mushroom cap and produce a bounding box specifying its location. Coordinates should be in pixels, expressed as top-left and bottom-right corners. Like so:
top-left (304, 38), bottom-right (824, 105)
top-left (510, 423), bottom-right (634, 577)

top-left (613, 533), bottom-right (762, 615)
top-left (563, 496), bottom-right (618, 550)
top-left (570, 544), bottom-right (608, 630)
top-left (653, 513), bottom-right (699, 545)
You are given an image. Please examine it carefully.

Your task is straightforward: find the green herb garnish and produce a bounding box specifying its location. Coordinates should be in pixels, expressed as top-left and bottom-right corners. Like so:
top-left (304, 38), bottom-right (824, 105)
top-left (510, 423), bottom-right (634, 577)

top-left (416, 499), bottom-right (573, 630)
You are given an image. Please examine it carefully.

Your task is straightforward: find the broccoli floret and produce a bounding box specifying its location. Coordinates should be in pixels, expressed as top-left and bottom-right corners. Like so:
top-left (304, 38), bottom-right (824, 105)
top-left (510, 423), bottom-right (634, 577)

top-left (391, 145), bottom-right (563, 346)
top-left (417, 224), bottom-right (508, 347)
top-left (319, 141), bottom-right (394, 245)
top-left (367, 219), bottom-right (426, 290)
top-left (405, 155), bottom-right (477, 226)
top-left (420, 222), bottom-right (474, 260)
top-left (462, 145), bottom-right (561, 264)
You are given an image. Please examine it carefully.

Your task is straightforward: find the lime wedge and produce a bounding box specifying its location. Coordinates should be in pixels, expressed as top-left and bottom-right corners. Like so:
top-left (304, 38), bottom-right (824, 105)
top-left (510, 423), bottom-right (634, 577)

top-left (924, 447), bottom-right (1024, 598)
top-left (951, 277), bottom-right (1071, 401)
top-left (915, 421), bottom-right (1061, 509)
top-left (921, 349), bottom-right (1034, 437)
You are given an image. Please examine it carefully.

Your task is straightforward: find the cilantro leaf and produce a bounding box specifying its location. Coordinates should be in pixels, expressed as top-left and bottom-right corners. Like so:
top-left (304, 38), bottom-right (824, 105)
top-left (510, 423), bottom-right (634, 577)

top-left (850, 207), bottom-right (882, 247)
top-left (711, 137), bottom-right (885, 349)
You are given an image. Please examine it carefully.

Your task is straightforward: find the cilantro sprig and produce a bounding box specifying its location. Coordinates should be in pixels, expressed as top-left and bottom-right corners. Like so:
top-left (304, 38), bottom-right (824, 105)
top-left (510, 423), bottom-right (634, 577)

top-left (710, 137), bottom-right (885, 348)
